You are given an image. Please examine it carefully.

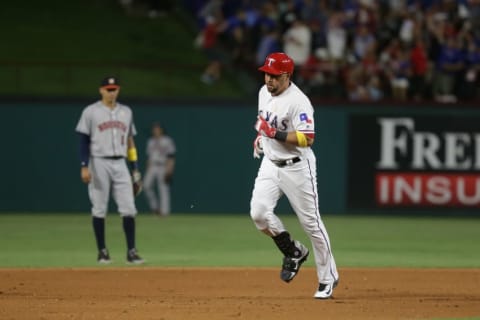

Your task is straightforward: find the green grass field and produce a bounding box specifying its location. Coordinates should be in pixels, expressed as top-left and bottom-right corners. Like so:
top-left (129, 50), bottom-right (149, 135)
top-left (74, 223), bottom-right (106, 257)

top-left (1, 213), bottom-right (479, 268)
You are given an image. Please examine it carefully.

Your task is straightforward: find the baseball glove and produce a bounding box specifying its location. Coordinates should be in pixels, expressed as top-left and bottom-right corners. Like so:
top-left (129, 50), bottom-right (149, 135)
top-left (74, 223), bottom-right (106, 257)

top-left (132, 170), bottom-right (143, 197)
top-left (253, 135), bottom-right (263, 159)
top-left (165, 172), bottom-right (173, 185)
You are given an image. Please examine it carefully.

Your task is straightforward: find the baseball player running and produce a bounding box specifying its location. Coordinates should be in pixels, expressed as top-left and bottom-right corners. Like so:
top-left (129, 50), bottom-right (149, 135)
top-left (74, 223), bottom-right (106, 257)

top-left (75, 76), bottom-right (145, 265)
top-left (250, 52), bottom-right (339, 299)
top-left (143, 122), bottom-right (176, 216)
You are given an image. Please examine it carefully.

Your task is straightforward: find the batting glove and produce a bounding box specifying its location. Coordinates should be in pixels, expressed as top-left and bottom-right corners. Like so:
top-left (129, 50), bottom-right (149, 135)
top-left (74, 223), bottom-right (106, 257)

top-left (254, 116), bottom-right (276, 138)
top-left (253, 135), bottom-right (263, 159)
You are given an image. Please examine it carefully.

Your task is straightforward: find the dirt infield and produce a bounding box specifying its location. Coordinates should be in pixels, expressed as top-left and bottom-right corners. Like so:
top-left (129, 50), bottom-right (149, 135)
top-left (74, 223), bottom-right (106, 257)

top-left (1, 267), bottom-right (479, 320)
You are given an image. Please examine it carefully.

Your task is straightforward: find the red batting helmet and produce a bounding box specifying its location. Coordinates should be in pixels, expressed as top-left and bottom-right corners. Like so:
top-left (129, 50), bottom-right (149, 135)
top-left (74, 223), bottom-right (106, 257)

top-left (258, 52), bottom-right (294, 75)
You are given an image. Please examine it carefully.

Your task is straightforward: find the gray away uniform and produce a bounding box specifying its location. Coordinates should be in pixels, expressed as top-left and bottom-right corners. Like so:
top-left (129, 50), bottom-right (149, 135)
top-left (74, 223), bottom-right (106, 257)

top-left (75, 101), bottom-right (138, 218)
top-left (143, 135), bottom-right (176, 215)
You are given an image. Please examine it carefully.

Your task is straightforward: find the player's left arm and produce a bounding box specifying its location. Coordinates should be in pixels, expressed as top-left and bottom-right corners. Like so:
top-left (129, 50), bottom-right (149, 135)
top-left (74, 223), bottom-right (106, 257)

top-left (127, 135), bottom-right (142, 195)
top-left (285, 130), bottom-right (314, 147)
top-left (127, 118), bottom-right (139, 171)
top-left (127, 136), bottom-right (139, 169)
top-left (285, 105), bottom-right (315, 147)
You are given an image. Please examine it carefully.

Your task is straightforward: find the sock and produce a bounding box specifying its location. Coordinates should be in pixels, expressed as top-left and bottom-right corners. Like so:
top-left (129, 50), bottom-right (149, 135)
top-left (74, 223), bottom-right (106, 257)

top-left (92, 217), bottom-right (106, 251)
top-left (272, 231), bottom-right (300, 257)
top-left (123, 216), bottom-right (135, 251)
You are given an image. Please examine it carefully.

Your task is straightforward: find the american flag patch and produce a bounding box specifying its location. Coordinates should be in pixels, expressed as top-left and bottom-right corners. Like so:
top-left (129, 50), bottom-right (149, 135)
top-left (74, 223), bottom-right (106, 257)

top-left (299, 113), bottom-right (312, 123)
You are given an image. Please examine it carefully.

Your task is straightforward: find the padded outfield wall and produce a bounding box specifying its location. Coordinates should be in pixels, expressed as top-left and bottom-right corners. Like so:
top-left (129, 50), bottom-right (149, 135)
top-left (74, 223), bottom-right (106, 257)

top-left (1, 100), bottom-right (479, 215)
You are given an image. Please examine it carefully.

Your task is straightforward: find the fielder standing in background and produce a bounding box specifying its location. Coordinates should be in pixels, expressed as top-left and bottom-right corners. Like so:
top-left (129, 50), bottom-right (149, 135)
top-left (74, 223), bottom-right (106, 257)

top-left (143, 122), bottom-right (176, 216)
top-left (251, 52), bottom-right (339, 299)
top-left (75, 76), bottom-right (145, 265)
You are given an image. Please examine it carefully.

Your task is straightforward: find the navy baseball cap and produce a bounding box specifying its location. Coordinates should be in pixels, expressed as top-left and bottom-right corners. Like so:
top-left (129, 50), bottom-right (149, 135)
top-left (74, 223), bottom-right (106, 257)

top-left (100, 76), bottom-right (120, 89)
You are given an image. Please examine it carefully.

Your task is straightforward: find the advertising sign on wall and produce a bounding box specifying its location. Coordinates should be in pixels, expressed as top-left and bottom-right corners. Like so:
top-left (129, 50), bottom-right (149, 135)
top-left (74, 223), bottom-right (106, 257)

top-left (348, 115), bottom-right (480, 210)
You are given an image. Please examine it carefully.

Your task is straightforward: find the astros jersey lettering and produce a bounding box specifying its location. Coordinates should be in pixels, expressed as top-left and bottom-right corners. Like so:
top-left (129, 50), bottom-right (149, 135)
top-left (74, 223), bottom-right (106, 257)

top-left (75, 101), bottom-right (137, 158)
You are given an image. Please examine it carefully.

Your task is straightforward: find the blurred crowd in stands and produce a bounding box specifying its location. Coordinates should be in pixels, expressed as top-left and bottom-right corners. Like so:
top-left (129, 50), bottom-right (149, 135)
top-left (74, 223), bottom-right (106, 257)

top-left (119, 0), bottom-right (173, 18)
top-left (185, 0), bottom-right (480, 103)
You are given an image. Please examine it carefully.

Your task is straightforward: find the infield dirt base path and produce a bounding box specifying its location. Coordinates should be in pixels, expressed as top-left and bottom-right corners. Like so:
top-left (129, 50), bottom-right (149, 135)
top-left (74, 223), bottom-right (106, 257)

top-left (1, 268), bottom-right (479, 320)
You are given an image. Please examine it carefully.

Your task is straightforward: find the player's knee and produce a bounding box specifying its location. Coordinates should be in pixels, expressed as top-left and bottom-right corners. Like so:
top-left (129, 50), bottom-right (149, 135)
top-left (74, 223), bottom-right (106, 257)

top-left (92, 210), bottom-right (107, 218)
top-left (250, 205), bottom-right (268, 225)
top-left (92, 206), bottom-right (107, 218)
top-left (250, 209), bottom-right (262, 224)
top-left (120, 211), bottom-right (137, 218)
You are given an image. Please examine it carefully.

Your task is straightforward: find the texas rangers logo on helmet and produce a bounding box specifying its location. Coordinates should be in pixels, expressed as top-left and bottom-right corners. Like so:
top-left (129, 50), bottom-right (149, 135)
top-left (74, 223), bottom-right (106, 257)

top-left (267, 58), bottom-right (275, 66)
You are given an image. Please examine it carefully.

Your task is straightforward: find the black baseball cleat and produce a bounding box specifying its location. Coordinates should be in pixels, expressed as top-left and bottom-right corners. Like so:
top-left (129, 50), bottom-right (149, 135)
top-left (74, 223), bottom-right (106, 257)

top-left (313, 279), bottom-right (339, 299)
top-left (97, 248), bottom-right (112, 264)
top-left (126, 248), bottom-right (145, 265)
top-left (280, 241), bottom-right (309, 283)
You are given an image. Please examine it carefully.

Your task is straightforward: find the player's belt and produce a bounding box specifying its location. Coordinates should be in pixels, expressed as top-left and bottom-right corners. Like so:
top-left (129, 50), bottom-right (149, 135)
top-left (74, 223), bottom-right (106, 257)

top-left (102, 156), bottom-right (124, 160)
top-left (271, 157), bottom-right (301, 168)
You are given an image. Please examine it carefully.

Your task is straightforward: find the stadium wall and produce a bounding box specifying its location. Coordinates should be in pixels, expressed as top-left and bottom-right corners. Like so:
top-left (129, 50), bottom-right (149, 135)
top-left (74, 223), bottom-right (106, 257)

top-left (2, 101), bottom-right (479, 215)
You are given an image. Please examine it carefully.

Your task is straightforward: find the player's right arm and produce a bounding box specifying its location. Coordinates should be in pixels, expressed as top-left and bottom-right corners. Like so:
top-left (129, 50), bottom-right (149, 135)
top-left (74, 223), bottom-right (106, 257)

top-left (252, 134), bottom-right (264, 158)
top-left (254, 116), bottom-right (313, 147)
top-left (75, 106), bottom-right (93, 183)
top-left (78, 133), bottom-right (91, 183)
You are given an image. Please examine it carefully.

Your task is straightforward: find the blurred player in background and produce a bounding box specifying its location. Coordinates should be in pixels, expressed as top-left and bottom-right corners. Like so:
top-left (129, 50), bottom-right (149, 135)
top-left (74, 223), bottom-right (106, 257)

top-left (143, 122), bottom-right (176, 216)
top-left (75, 76), bottom-right (145, 265)
top-left (251, 52), bottom-right (339, 299)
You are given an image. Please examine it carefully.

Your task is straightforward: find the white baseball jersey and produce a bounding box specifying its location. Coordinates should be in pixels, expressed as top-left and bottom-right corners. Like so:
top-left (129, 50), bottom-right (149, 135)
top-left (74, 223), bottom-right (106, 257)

top-left (75, 101), bottom-right (137, 157)
top-left (251, 81), bottom-right (339, 286)
top-left (258, 82), bottom-right (315, 161)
